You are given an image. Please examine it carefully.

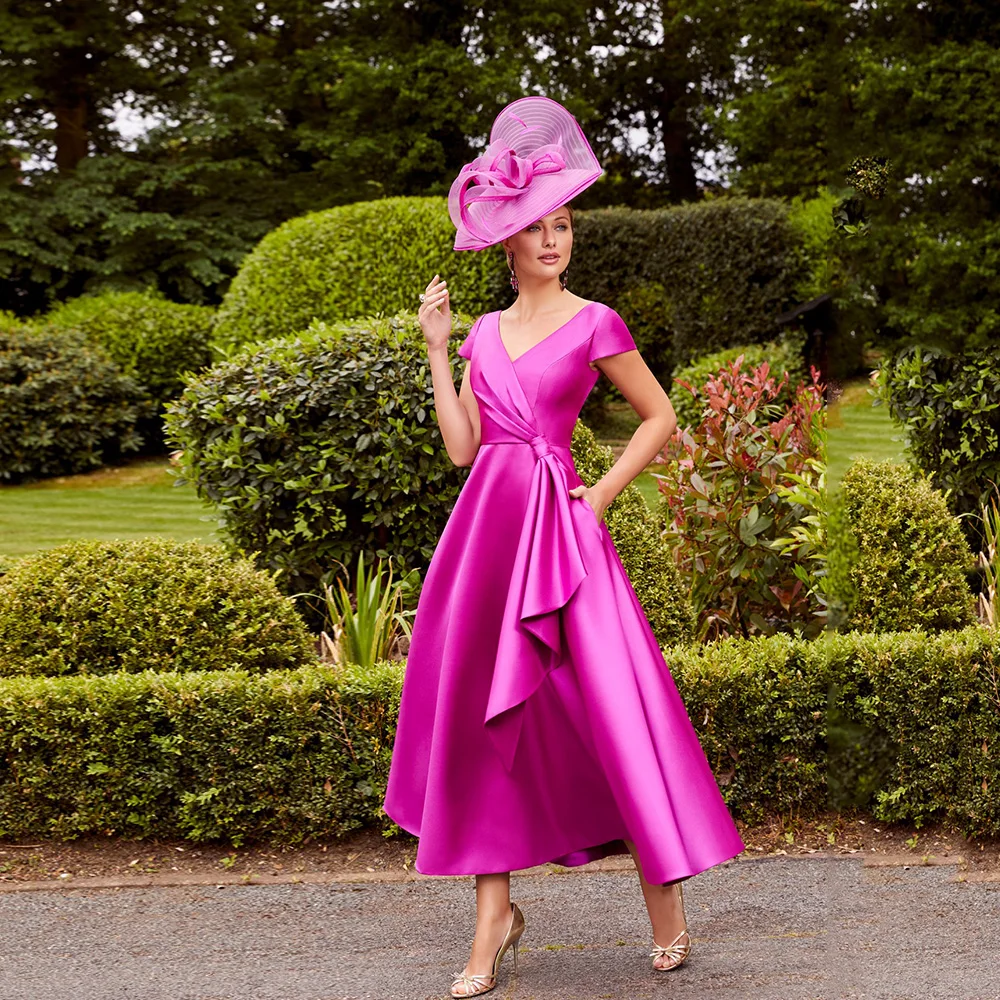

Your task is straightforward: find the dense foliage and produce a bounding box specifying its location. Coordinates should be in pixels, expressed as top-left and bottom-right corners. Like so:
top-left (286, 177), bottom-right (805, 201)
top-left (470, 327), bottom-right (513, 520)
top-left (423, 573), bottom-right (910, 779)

top-left (570, 420), bottom-right (697, 646)
top-left (872, 344), bottom-right (1000, 550)
top-left (166, 313), bottom-right (477, 612)
top-left (571, 198), bottom-right (816, 370)
top-left (836, 459), bottom-right (977, 633)
top-left (212, 198), bottom-right (505, 351)
top-left (658, 356), bottom-right (828, 641)
top-left (0, 323), bottom-right (144, 482)
top-left (0, 539), bottom-right (315, 677)
top-left (723, 0), bottom-right (1000, 356)
top-left (41, 291), bottom-right (216, 414)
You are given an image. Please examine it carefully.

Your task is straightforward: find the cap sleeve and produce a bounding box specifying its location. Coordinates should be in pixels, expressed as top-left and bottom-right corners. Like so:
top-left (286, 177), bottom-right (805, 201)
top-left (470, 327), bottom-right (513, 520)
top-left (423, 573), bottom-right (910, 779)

top-left (588, 306), bottom-right (637, 362)
top-left (457, 314), bottom-right (485, 360)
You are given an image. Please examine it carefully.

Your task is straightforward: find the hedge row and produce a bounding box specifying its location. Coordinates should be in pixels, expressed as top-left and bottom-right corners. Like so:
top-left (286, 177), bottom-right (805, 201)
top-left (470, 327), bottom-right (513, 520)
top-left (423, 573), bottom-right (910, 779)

top-left (211, 195), bottom-right (822, 369)
top-left (1, 626), bottom-right (997, 843)
top-left (165, 312), bottom-right (696, 640)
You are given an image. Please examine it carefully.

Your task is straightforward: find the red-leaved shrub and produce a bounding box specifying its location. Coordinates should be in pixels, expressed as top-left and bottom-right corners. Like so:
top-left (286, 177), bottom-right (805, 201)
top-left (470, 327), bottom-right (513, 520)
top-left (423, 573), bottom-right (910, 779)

top-left (656, 356), bottom-right (827, 641)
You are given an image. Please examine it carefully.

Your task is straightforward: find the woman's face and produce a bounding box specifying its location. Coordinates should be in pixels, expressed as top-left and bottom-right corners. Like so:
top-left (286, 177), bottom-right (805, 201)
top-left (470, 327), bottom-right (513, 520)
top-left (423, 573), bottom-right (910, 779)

top-left (501, 206), bottom-right (573, 287)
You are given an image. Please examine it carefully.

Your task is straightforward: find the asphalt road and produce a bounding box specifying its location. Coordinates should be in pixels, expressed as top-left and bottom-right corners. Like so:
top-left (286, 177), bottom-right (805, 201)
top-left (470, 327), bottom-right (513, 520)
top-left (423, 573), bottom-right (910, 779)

top-left (0, 856), bottom-right (997, 1000)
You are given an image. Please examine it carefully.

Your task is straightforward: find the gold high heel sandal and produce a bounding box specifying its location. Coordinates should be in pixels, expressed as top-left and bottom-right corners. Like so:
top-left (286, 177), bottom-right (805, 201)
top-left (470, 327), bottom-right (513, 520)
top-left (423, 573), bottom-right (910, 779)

top-left (450, 901), bottom-right (525, 997)
top-left (649, 882), bottom-right (690, 972)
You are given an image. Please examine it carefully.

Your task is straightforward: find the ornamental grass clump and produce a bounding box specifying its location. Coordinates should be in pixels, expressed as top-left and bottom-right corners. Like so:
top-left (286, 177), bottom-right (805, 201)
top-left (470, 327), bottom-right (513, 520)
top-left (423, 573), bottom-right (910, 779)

top-left (0, 538), bottom-right (315, 677)
top-left (657, 356), bottom-right (828, 641)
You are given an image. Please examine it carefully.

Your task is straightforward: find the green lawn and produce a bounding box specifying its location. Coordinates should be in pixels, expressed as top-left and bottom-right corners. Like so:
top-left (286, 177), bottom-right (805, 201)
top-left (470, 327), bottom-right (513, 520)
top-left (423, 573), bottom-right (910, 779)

top-left (826, 376), bottom-right (907, 493)
top-left (0, 458), bottom-right (217, 558)
top-left (0, 377), bottom-right (905, 559)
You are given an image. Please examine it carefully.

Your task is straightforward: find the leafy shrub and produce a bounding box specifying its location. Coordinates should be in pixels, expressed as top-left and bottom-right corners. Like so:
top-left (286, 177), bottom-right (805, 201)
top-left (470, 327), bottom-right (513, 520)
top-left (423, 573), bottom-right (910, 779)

top-left (571, 198), bottom-right (813, 366)
top-left (0, 323), bottom-right (144, 483)
top-left (166, 313), bottom-right (477, 612)
top-left (570, 420), bottom-right (696, 645)
top-left (42, 290), bottom-right (216, 414)
top-left (658, 356), bottom-right (828, 641)
top-left (212, 197), bottom-right (506, 351)
top-left (670, 329), bottom-right (808, 431)
top-left (0, 539), bottom-right (315, 677)
top-left (838, 458), bottom-right (976, 633)
top-left (873, 343), bottom-right (1000, 550)
top-left (5, 626), bottom-right (1000, 842)
top-left (0, 660), bottom-right (402, 843)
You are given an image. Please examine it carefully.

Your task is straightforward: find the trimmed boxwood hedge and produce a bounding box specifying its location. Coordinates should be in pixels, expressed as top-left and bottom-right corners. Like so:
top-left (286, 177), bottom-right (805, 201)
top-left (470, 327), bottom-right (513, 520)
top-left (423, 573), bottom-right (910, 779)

top-left (211, 196), bottom-right (507, 351)
top-left (1, 626), bottom-right (998, 843)
top-left (211, 195), bottom-right (819, 369)
top-left (0, 323), bottom-right (145, 482)
top-left (836, 458), bottom-right (977, 633)
top-left (0, 539), bottom-right (316, 677)
top-left (41, 290), bottom-right (216, 414)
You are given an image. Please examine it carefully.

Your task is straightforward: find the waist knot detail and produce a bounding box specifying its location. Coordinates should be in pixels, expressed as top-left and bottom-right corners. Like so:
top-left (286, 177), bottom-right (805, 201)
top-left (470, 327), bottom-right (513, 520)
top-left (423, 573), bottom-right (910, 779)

top-left (529, 434), bottom-right (552, 460)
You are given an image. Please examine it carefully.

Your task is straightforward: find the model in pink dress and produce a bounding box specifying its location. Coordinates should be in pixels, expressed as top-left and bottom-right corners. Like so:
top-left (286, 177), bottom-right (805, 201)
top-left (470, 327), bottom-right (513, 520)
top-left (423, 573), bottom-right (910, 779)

top-left (382, 97), bottom-right (745, 998)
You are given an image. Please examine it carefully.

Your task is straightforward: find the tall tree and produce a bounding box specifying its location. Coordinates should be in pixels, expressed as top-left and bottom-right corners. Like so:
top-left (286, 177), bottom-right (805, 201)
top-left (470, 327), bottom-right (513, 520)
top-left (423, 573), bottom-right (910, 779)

top-left (718, 0), bottom-right (1000, 354)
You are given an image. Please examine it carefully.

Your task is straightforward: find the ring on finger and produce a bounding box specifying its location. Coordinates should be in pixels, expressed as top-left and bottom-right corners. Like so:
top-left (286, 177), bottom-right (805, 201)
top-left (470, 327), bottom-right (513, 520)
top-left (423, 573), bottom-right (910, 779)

top-left (419, 293), bottom-right (426, 302)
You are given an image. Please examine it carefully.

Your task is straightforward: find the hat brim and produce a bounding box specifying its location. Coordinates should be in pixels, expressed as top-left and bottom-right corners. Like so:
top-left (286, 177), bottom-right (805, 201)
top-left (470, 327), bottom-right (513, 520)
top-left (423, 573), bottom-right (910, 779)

top-left (451, 167), bottom-right (601, 251)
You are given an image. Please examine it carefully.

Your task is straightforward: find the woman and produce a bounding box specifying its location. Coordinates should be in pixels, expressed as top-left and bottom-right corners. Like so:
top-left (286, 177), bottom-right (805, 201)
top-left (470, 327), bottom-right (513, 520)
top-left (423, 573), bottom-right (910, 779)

top-left (382, 96), bottom-right (745, 998)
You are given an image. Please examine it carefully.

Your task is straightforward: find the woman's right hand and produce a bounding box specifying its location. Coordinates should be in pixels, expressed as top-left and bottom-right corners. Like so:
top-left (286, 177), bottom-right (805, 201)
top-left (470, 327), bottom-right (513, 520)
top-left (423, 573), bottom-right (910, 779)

top-left (418, 274), bottom-right (451, 349)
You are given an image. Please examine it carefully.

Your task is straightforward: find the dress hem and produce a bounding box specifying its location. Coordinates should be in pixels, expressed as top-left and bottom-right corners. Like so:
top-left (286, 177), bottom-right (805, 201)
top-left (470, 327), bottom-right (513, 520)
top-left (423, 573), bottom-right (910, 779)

top-left (386, 807), bottom-right (743, 883)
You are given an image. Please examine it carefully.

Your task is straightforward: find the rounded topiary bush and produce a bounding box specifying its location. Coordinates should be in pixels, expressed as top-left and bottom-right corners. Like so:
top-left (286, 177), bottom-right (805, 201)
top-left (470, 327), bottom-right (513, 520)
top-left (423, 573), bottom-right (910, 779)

top-left (838, 458), bottom-right (977, 633)
top-left (0, 539), bottom-right (316, 677)
top-left (165, 312), bottom-right (477, 610)
top-left (41, 291), bottom-right (216, 415)
top-left (670, 330), bottom-right (808, 431)
top-left (212, 196), bottom-right (507, 351)
top-left (570, 419), bottom-right (697, 645)
top-left (0, 323), bottom-right (145, 483)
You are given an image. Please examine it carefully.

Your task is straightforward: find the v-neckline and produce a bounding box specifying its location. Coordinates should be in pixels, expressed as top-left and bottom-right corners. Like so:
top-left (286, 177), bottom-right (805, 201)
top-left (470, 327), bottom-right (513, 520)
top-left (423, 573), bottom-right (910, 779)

top-left (496, 301), bottom-right (599, 364)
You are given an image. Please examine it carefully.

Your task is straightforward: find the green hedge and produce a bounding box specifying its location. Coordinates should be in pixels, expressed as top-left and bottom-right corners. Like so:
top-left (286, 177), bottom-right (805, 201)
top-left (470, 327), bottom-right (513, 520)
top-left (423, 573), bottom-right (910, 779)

top-left (666, 626), bottom-right (1000, 831)
top-left (570, 197), bottom-right (813, 368)
top-left (0, 323), bottom-right (145, 483)
top-left (166, 313), bottom-right (477, 614)
top-left (0, 539), bottom-right (316, 677)
top-left (570, 420), bottom-right (696, 645)
top-left (836, 459), bottom-right (977, 633)
top-left (211, 197), bottom-right (507, 351)
top-left (41, 290), bottom-right (216, 416)
top-left (211, 195), bottom-right (819, 370)
top-left (0, 661), bottom-right (400, 844)
top-left (2, 626), bottom-right (999, 843)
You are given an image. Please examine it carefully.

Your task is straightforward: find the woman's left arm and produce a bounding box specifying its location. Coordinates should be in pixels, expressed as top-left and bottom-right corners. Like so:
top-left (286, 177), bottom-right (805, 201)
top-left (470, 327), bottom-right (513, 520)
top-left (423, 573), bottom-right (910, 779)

top-left (569, 351), bottom-right (677, 521)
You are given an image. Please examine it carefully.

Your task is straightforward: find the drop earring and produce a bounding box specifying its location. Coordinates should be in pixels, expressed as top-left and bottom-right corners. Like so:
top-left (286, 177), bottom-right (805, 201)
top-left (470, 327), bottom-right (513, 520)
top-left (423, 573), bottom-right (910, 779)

top-left (559, 268), bottom-right (568, 290)
top-left (507, 250), bottom-right (519, 294)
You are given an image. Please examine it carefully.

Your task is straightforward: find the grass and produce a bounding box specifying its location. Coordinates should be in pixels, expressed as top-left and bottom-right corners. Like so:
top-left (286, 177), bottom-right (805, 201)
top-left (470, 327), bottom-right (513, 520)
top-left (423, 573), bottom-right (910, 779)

top-left (597, 372), bottom-right (909, 513)
top-left (0, 374), bottom-right (906, 560)
top-left (826, 376), bottom-right (908, 493)
top-left (0, 457), bottom-right (217, 559)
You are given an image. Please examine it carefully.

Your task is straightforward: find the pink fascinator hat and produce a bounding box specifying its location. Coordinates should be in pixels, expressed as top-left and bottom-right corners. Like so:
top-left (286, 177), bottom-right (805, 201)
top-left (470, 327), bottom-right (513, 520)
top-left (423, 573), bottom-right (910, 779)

top-left (448, 96), bottom-right (602, 251)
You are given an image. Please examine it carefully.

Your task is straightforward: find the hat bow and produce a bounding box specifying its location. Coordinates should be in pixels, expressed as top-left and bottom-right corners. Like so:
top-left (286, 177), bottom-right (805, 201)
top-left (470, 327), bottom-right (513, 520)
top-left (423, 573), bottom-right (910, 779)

top-left (456, 144), bottom-right (566, 242)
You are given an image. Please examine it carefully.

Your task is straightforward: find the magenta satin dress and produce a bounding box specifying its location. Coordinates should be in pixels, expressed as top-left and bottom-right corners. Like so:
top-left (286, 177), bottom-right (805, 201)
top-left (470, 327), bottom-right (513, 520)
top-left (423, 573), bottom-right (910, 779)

top-left (382, 301), bottom-right (745, 885)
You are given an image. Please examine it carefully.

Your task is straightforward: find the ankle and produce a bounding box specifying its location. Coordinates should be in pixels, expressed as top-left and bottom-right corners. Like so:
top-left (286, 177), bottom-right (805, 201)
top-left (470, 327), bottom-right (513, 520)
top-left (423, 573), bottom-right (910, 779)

top-left (476, 901), bottom-right (512, 925)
